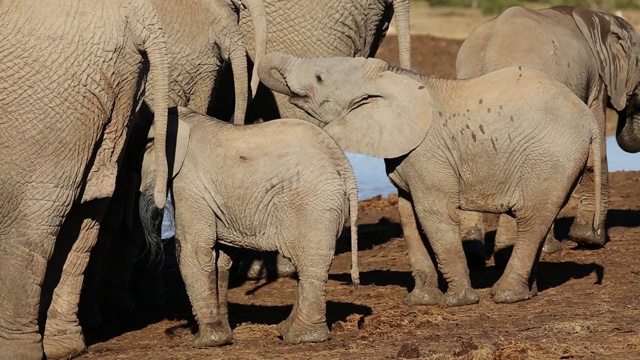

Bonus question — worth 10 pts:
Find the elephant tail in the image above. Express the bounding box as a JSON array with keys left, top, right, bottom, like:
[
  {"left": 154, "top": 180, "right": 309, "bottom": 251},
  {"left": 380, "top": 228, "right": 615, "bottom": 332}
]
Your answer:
[
  {"left": 139, "top": 181, "right": 165, "bottom": 259},
  {"left": 344, "top": 162, "right": 360, "bottom": 288},
  {"left": 590, "top": 119, "right": 603, "bottom": 236}
]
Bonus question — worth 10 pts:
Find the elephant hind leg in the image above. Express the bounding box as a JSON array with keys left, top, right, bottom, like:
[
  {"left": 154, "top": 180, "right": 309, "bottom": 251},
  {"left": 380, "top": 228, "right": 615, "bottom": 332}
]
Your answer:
[
  {"left": 43, "top": 198, "right": 110, "bottom": 360},
  {"left": 491, "top": 204, "right": 561, "bottom": 304},
  {"left": 458, "top": 210, "right": 487, "bottom": 269},
  {"left": 398, "top": 192, "right": 443, "bottom": 307}
]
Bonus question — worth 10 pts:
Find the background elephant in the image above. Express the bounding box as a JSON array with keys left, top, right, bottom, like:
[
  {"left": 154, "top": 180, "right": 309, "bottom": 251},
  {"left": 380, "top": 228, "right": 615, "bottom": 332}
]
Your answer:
[
  {"left": 259, "top": 53, "right": 602, "bottom": 306},
  {"left": 79, "top": 0, "right": 268, "bottom": 325},
  {"left": 138, "top": 107, "right": 359, "bottom": 346},
  {"left": 454, "top": 6, "right": 640, "bottom": 263},
  {"left": 0, "top": 1, "right": 170, "bottom": 359},
  {"left": 214, "top": 0, "right": 411, "bottom": 125}
]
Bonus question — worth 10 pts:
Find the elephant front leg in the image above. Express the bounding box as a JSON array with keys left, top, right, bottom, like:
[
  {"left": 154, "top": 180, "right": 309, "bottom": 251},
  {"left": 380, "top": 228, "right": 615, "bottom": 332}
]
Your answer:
[
  {"left": 569, "top": 105, "right": 609, "bottom": 247},
  {"left": 413, "top": 200, "right": 479, "bottom": 307},
  {"left": 568, "top": 157, "right": 609, "bottom": 247},
  {"left": 398, "top": 193, "right": 443, "bottom": 306},
  {"left": 44, "top": 199, "right": 110, "bottom": 360}
]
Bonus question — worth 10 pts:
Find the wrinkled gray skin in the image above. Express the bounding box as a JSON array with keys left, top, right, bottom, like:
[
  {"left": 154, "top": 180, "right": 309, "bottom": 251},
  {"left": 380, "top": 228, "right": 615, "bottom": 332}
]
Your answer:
[
  {"left": 0, "top": 1, "right": 170, "bottom": 359},
  {"left": 139, "top": 107, "right": 359, "bottom": 346},
  {"left": 216, "top": 0, "right": 411, "bottom": 125},
  {"left": 225, "top": 0, "right": 411, "bottom": 278},
  {"left": 259, "top": 53, "right": 603, "bottom": 307},
  {"left": 455, "top": 6, "right": 640, "bottom": 262},
  {"left": 80, "top": 0, "right": 268, "bottom": 326}
]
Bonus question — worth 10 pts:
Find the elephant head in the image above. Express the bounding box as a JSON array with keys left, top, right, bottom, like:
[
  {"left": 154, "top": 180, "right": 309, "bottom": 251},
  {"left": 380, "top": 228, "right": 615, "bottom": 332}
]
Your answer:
[
  {"left": 572, "top": 7, "right": 640, "bottom": 152},
  {"left": 258, "top": 53, "right": 431, "bottom": 158}
]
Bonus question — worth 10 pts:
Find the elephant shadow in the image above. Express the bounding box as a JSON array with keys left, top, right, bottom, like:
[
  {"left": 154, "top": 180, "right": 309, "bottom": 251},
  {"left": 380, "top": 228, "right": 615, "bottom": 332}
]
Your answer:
[
  {"left": 336, "top": 217, "right": 403, "bottom": 255},
  {"left": 329, "top": 269, "right": 414, "bottom": 291},
  {"left": 161, "top": 300, "right": 372, "bottom": 340}
]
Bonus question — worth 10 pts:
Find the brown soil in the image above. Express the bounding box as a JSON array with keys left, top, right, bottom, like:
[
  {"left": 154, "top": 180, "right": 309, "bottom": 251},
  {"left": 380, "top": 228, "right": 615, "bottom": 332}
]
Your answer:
[{"left": 78, "top": 35, "right": 640, "bottom": 360}]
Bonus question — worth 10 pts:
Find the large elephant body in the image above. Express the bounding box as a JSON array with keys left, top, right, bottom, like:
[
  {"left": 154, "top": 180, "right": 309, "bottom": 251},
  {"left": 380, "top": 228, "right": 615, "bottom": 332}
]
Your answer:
[
  {"left": 138, "top": 107, "right": 359, "bottom": 346},
  {"left": 0, "top": 1, "right": 169, "bottom": 359},
  {"left": 259, "top": 54, "right": 603, "bottom": 307},
  {"left": 220, "top": 0, "right": 411, "bottom": 125},
  {"left": 455, "top": 6, "right": 640, "bottom": 255}
]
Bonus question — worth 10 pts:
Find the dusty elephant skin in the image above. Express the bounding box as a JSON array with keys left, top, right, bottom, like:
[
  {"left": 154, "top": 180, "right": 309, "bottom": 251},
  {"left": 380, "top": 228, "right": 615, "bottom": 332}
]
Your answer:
[
  {"left": 455, "top": 6, "right": 640, "bottom": 260},
  {"left": 215, "top": 0, "right": 411, "bottom": 126},
  {"left": 78, "top": 0, "right": 269, "bottom": 328},
  {"left": 0, "top": 1, "right": 170, "bottom": 359},
  {"left": 259, "top": 53, "right": 603, "bottom": 307},
  {"left": 139, "top": 107, "right": 359, "bottom": 346}
]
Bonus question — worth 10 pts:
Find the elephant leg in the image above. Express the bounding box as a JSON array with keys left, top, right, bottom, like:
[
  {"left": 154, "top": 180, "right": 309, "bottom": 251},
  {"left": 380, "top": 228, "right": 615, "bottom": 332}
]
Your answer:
[
  {"left": 491, "top": 206, "right": 558, "bottom": 304},
  {"left": 277, "top": 228, "right": 333, "bottom": 344},
  {"left": 569, "top": 104, "right": 609, "bottom": 247},
  {"left": 43, "top": 198, "right": 110, "bottom": 360},
  {"left": 493, "top": 214, "right": 561, "bottom": 268},
  {"left": 413, "top": 196, "right": 478, "bottom": 307},
  {"left": 458, "top": 210, "right": 486, "bottom": 268},
  {"left": 568, "top": 157, "right": 609, "bottom": 247},
  {"left": 0, "top": 185, "right": 76, "bottom": 360},
  {"left": 216, "top": 248, "right": 233, "bottom": 336},
  {"left": 174, "top": 204, "right": 231, "bottom": 348},
  {"left": 237, "top": 251, "right": 297, "bottom": 280},
  {"left": 398, "top": 192, "right": 442, "bottom": 306}
]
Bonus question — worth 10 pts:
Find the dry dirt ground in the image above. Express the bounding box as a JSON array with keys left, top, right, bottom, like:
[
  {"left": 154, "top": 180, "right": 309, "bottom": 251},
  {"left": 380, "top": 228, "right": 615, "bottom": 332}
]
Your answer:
[{"left": 77, "top": 34, "right": 640, "bottom": 360}]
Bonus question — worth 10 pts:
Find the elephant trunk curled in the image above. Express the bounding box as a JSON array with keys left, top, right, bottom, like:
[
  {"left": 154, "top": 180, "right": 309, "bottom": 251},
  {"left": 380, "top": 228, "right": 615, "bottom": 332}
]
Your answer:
[{"left": 616, "top": 101, "right": 640, "bottom": 153}]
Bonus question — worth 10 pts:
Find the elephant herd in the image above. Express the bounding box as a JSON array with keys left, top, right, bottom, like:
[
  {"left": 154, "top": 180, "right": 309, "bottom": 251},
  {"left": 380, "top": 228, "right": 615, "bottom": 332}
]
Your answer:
[{"left": 0, "top": 2, "right": 639, "bottom": 360}]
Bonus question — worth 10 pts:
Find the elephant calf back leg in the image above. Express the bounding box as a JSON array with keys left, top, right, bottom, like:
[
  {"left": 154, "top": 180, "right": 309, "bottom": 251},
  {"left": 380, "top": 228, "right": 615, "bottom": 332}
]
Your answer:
[
  {"left": 276, "top": 224, "right": 338, "bottom": 344},
  {"left": 173, "top": 203, "right": 232, "bottom": 348}
]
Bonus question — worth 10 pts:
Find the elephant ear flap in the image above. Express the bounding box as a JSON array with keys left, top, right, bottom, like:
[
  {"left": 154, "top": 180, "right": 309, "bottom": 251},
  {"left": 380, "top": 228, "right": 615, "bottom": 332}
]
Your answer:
[
  {"left": 324, "top": 71, "right": 432, "bottom": 158},
  {"left": 573, "top": 8, "right": 634, "bottom": 111},
  {"left": 140, "top": 113, "right": 191, "bottom": 192}
]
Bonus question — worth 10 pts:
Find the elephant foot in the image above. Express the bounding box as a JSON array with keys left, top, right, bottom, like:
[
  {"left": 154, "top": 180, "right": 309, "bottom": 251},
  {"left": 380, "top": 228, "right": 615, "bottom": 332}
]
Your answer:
[
  {"left": 0, "top": 337, "right": 43, "bottom": 360},
  {"left": 542, "top": 238, "right": 563, "bottom": 254},
  {"left": 568, "top": 222, "right": 605, "bottom": 247},
  {"left": 439, "top": 287, "right": 479, "bottom": 307},
  {"left": 403, "top": 286, "right": 443, "bottom": 306},
  {"left": 43, "top": 327, "right": 86, "bottom": 360},
  {"left": 490, "top": 276, "right": 535, "bottom": 304},
  {"left": 277, "top": 318, "right": 329, "bottom": 344},
  {"left": 193, "top": 321, "right": 233, "bottom": 348},
  {"left": 241, "top": 255, "right": 297, "bottom": 280}
]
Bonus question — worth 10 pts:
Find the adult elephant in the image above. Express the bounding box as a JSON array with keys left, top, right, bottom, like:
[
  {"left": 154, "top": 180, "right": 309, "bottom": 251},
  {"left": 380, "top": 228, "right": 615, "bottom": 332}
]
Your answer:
[
  {"left": 0, "top": 1, "right": 170, "bottom": 359},
  {"left": 454, "top": 6, "right": 640, "bottom": 263},
  {"left": 215, "top": 0, "right": 411, "bottom": 125}
]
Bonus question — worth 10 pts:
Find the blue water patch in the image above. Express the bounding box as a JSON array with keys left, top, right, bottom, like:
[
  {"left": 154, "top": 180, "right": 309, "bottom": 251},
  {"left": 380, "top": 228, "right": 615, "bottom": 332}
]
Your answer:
[
  {"left": 607, "top": 136, "right": 640, "bottom": 172},
  {"left": 345, "top": 137, "right": 639, "bottom": 201}
]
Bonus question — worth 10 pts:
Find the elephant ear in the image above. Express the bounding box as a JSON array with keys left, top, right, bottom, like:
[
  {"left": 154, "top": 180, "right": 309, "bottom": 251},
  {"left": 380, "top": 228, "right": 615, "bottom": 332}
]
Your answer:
[
  {"left": 324, "top": 71, "right": 432, "bottom": 158},
  {"left": 573, "top": 7, "right": 637, "bottom": 111},
  {"left": 140, "top": 114, "right": 191, "bottom": 192}
]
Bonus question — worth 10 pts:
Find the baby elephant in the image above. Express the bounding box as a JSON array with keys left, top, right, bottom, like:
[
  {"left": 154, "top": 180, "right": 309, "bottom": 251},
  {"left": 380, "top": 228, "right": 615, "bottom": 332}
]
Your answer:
[
  {"left": 259, "top": 53, "right": 602, "bottom": 306},
  {"left": 139, "top": 107, "right": 359, "bottom": 346}
]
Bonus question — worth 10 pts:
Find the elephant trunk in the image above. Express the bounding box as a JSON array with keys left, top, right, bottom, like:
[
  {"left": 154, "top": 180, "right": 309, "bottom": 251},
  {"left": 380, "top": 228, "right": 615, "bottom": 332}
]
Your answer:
[
  {"left": 616, "top": 107, "right": 640, "bottom": 153},
  {"left": 243, "top": 0, "right": 268, "bottom": 97},
  {"left": 257, "top": 52, "right": 296, "bottom": 96},
  {"left": 216, "top": 1, "right": 250, "bottom": 124},
  {"left": 133, "top": 0, "right": 170, "bottom": 209},
  {"left": 392, "top": 0, "right": 411, "bottom": 70}
]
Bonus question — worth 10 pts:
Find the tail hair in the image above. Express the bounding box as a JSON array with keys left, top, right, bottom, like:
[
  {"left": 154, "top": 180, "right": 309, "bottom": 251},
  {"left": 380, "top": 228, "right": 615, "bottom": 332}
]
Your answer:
[{"left": 139, "top": 181, "right": 165, "bottom": 259}]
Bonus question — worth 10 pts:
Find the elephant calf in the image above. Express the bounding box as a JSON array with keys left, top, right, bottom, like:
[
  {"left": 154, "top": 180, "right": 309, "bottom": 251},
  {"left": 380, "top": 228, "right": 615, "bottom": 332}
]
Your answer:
[
  {"left": 259, "top": 54, "right": 603, "bottom": 306},
  {"left": 139, "top": 107, "right": 359, "bottom": 346}
]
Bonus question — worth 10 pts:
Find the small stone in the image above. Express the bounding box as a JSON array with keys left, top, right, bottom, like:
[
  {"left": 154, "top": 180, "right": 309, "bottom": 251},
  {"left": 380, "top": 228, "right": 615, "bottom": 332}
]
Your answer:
[{"left": 397, "top": 342, "right": 420, "bottom": 359}]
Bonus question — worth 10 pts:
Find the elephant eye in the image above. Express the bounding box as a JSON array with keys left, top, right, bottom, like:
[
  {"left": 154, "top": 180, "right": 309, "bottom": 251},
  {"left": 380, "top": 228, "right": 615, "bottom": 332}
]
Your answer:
[{"left": 315, "top": 73, "right": 324, "bottom": 83}]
